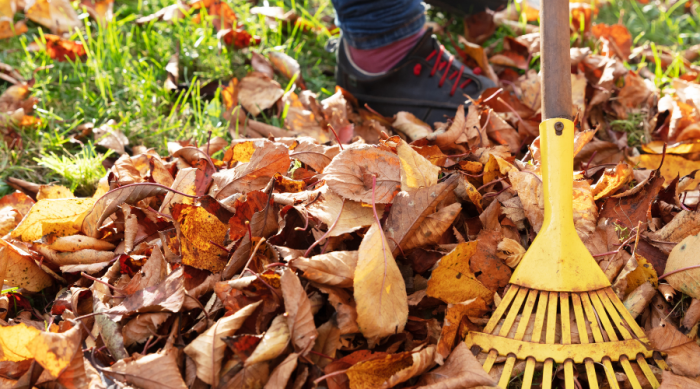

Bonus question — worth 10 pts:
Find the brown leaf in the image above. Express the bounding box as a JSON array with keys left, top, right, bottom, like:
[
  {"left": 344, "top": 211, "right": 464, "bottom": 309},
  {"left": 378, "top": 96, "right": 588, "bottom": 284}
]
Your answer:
[
  {"left": 42, "top": 234, "right": 115, "bottom": 252},
  {"left": 435, "top": 299, "right": 486, "bottom": 365},
  {"left": 94, "top": 121, "right": 129, "bottom": 154},
  {"left": 122, "top": 313, "right": 170, "bottom": 347},
  {"left": 648, "top": 321, "right": 700, "bottom": 377},
  {"left": 123, "top": 248, "right": 167, "bottom": 294},
  {"left": 211, "top": 140, "right": 290, "bottom": 199},
  {"left": 104, "top": 348, "right": 187, "bottom": 389},
  {"left": 311, "top": 317, "right": 341, "bottom": 368},
  {"left": 347, "top": 346, "right": 436, "bottom": 389},
  {"left": 82, "top": 183, "right": 168, "bottom": 238},
  {"left": 354, "top": 223, "right": 408, "bottom": 346},
  {"left": 384, "top": 176, "right": 459, "bottom": 257},
  {"left": 599, "top": 171, "right": 664, "bottom": 228},
  {"left": 324, "top": 146, "right": 401, "bottom": 204},
  {"left": 427, "top": 243, "right": 493, "bottom": 304},
  {"left": 245, "top": 314, "right": 290, "bottom": 366},
  {"left": 222, "top": 361, "right": 269, "bottom": 389},
  {"left": 238, "top": 72, "right": 284, "bottom": 116},
  {"left": 105, "top": 266, "right": 185, "bottom": 321},
  {"left": 281, "top": 268, "right": 318, "bottom": 353},
  {"left": 25, "top": 0, "right": 81, "bottom": 34},
  {"left": 416, "top": 342, "right": 497, "bottom": 388},
  {"left": 184, "top": 301, "right": 261, "bottom": 386},
  {"left": 289, "top": 139, "right": 340, "bottom": 173},
  {"left": 290, "top": 251, "right": 357, "bottom": 287},
  {"left": 264, "top": 353, "right": 298, "bottom": 389},
  {"left": 470, "top": 229, "right": 512, "bottom": 291},
  {"left": 658, "top": 370, "right": 700, "bottom": 389},
  {"left": 270, "top": 51, "right": 306, "bottom": 89},
  {"left": 300, "top": 185, "right": 380, "bottom": 237},
  {"left": 251, "top": 52, "right": 274, "bottom": 78},
  {"left": 0, "top": 191, "right": 35, "bottom": 217},
  {"left": 317, "top": 285, "right": 360, "bottom": 335}
]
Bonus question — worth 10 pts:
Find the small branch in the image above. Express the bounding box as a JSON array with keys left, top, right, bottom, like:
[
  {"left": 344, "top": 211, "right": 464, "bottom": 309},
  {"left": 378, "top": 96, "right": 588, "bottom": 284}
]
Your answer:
[
  {"left": 81, "top": 273, "right": 126, "bottom": 296},
  {"left": 314, "top": 369, "right": 349, "bottom": 385},
  {"left": 477, "top": 177, "right": 507, "bottom": 192},
  {"left": 304, "top": 199, "right": 345, "bottom": 257},
  {"left": 659, "top": 264, "right": 700, "bottom": 280}
]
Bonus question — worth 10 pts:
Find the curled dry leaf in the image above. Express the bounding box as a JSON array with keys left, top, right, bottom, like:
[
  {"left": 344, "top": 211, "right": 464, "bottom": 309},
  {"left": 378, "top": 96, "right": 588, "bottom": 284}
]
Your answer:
[
  {"left": 184, "top": 301, "right": 261, "bottom": 386},
  {"left": 43, "top": 234, "right": 115, "bottom": 252},
  {"left": 427, "top": 243, "right": 493, "bottom": 304},
  {"left": 591, "top": 163, "right": 633, "bottom": 200},
  {"left": 304, "top": 185, "right": 380, "bottom": 238},
  {"left": 0, "top": 322, "right": 41, "bottom": 362},
  {"left": 245, "top": 314, "right": 290, "bottom": 366},
  {"left": 238, "top": 72, "right": 285, "bottom": 116},
  {"left": 289, "top": 139, "right": 340, "bottom": 173},
  {"left": 105, "top": 266, "right": 185, "bottom": 321},
  {"left": 496, "top": 237, "right": 526, "bottom": 268},
  {"left": 269, "top": 51, "right": 306, "bottom": 89},
  {"left": 211, "top": 140, "right": 290, "bottom": 199},
  {"left": 324, "top": 146, "right": 401, "bottom": 204},
  {"left": 26, "top": 324, "right": 81, "bottom": 378},
  {"left": 384, "top": 175, "right": 459, "bottom": 257},
  {"left": 82, "top": 183, "right": 168, "bottom": 238},
  {"left": 25, "top": 0, "right": 81, "bottom": 34},
  {"left": 290, "top": 251, "right": 358, "bottom": 288},
  {"left": 346, "top": 346, "right": 436, "bottom": 389},
  {"left": 354, "top": 223, "right": 408, "bottom": 347},
  {"left": 281, "top": 268, "right": 318, "bottom": 353},
  {"left": 393, "top": 112, "right": 432, "bottom": 141}
]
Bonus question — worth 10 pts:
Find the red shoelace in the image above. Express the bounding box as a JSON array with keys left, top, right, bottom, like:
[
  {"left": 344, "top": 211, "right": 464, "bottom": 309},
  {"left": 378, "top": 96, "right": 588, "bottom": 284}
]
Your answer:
[{"left": 412, "top": 44, "right": 481, "bottom": 96}]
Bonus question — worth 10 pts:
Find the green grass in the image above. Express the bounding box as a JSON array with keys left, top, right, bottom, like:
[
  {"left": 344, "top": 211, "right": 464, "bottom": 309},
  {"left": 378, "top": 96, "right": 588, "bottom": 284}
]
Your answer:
[
  {"left": 0, "top": 0, "right": 336, "bottom": 192},
  {"left": 3, "top": 0, "right": 700, "bottom": 193}
]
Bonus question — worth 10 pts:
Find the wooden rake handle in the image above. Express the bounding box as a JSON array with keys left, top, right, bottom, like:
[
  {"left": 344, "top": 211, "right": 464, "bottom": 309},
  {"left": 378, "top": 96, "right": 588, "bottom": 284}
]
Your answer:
[{"left": 540, "top": 0, "right": 572, "bottom": 120}]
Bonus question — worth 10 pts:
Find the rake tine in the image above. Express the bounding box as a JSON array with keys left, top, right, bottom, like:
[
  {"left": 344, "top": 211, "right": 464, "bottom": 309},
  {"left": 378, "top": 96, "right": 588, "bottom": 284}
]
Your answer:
[
  {"left": 654, "top": 352, "right": 669, "bottom": 371},
  {"left": 541, "top": 292, "right": 558, "bottom": 389},
  {"left": 620, "top": 355, "right": 643, "bottom": 389},
  {"left": 596, "top": 289, "right": 632, "bottom": 340},
  {"left": 484, "top": 285, "right": 520, "bottom": 334},
  {"left": 500, "top": 287, "right": 530, "bottom": 337},
  {"left": 522, "top": 290, "right": 549, "bottom": 389},
  {"left": 482, "top": 286, "right": 521, "bottom": 374},
  {"left": 588, "top": 291, "right": 619, "bottom": 342},
  {"left": 637, "top": 355, "right": 660, "bottom": 388},
  {"left": 497, "top": 355, "right": 516, "bottom": 389},
  {"left": 581, "top": 293, "right": 620, "bottom": 389},
  {"left": 560, "top": 293, "right": 575, "bottom": 389},
  {"left": 604, "top": 288, "right": 647, "bottom": 339},
  {"left": 572, "top": 294, "right": 599, "bottom": 389}
]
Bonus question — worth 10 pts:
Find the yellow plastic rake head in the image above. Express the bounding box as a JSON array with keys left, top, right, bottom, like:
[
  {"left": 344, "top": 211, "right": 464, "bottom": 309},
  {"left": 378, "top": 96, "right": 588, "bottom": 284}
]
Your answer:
[{"left": 464, "top": 120, "right": 668, "bottom": 389}]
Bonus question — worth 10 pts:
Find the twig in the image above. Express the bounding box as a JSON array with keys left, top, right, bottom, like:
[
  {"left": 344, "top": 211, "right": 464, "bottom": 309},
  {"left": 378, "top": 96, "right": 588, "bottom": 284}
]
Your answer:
[
  {"left": 304, "top": 199, "right": 345, "bottom": 257},
  {"left": 81, "top": 273, "right": 126, "bottom": 296},
  {"left": 241, "top": 237, "right": 267, "bottom": 276},
  {"left": 327, "top": 125, "right": 344, "bottom": 150},
  {"left": 314, "top": 369, "right": 349, "bottom": 385},
  {"left": 659, "top": 265, "right": 700, "bottom": 280},
  {"left": 477, "top": 177, "right": 507, "bottom": 192}
]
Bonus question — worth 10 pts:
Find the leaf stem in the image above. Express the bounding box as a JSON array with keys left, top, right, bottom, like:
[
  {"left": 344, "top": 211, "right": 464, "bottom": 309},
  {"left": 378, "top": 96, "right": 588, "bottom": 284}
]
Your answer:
[{"left": 304, "top": 199, "right": 345, "bottom": 257}]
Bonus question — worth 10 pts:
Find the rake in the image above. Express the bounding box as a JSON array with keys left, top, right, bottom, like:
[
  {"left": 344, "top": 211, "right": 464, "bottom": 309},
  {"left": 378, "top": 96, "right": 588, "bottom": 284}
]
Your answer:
[{"left": 463, "top": 1, "right": 668, "bottom": 388}]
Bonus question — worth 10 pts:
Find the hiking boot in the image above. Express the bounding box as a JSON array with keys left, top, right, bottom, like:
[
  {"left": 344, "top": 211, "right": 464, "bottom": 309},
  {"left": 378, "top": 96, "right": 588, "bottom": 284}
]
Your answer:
[
  {"left": 336, "top": 28, "right": 496, "bottom": 125},
  {"left": 425, "top": 0, "right": 508, "bottom": 16}
]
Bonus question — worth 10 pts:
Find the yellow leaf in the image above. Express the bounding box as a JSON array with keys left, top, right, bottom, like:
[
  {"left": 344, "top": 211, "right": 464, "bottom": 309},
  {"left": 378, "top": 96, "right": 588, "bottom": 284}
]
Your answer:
[
  {"left": 636, "top": 154, "right": 700, "bottom": 188},
  {"left": 354, "top": 224, "right": 408, "bottom": 347},
  {"left": 665, "top": 233, "right": 700, "bottom": 299},
  {"left": 2, "top": 246, "right": 53, "bottom": 292},
  {"left": 483, "top": 155, "right": 516, "bottom": 184},
  {"left": 233, "top": 141, "right": 255, "bottom": 163},
  {"left": 427, "top": 242, "right": 493, "bottom": 304},
  {"left": 624, "top": 254, "right": 658, "bottom": 295},
  {"left": 26, "top": 325, "right": 81, "bottom": 378},
  {"left": 396, "top": 140, "right": 440, "bottom": 191},
  {"left": 11, "top": 198, "right": 95, "bottom": 242},
  {"left": 174, "top": 204, "right": 228, "bottom": 272},
  {"left": 0, "top": 322, "right": 41, "bottom": 362},
  {"left": 36, "top": 184, "right": 75, "bottom": 200},
  {"left": 643, "top": 140, "right": 700, "bottom": 155},
  {"left": 591, "top": 163, "right": 632, "bottom": 199}
]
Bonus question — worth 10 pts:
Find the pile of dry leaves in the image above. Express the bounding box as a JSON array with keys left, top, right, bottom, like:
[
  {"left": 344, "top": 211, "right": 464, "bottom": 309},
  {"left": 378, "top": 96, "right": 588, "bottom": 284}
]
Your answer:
[{"left": 5, "top": 2, "right": 700, "bottom": 389}]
